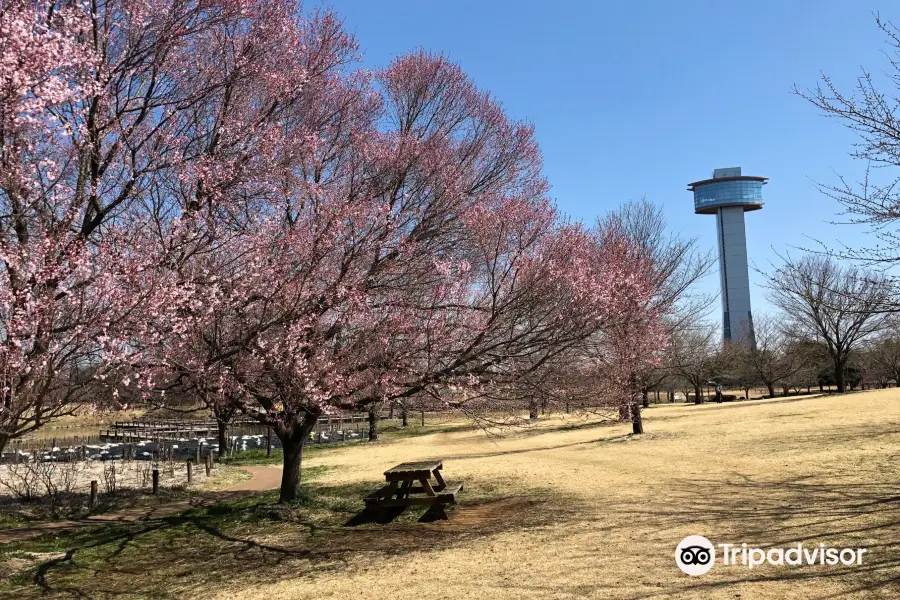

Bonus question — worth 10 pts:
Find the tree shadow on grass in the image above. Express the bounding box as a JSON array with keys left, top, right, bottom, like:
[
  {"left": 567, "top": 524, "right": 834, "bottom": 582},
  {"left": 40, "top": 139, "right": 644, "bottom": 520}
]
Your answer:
[
  {"left": 586, "top": 474, "right": 900, "bottom": 600},
  {"left": 344, "top": 505, "right": 408, "bottom": 526},
  {"left": 344, "top": 503, "right": 451, "bottom": 525},
  {"left": 1, "top": 479, "right": 567, "bottom": 599},
  {"left": 748, "top": 420, "right": 900, "bottom": 452},
  {"left": 428, "top": 429, "right": 659, "bottom": 464}
]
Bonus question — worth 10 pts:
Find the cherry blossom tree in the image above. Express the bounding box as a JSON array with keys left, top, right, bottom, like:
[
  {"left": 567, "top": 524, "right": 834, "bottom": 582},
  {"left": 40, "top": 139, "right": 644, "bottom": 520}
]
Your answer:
[
  {"left": 597, "top": 201, "right": 710, "bottom": 431},
  {"left": 0, "top": 0, "right": 97, "bottom": 451},
  {"left": 567, "top": 221, "right": 669, "bottom": 434},
  {"left": 5, "top": 0, "right": 666, "bottom": 502},
  {"left": 0, "top": 0, "right": 341, "bottom": 453},
  {"left": 111, "top": 45, "right": 662, "bottom": 501},
  {"left": 0, "top": 0, "right": 159, "bottom": 452},
  {"left": 547, "top": 201, "right": 707, "bottom": 433}
]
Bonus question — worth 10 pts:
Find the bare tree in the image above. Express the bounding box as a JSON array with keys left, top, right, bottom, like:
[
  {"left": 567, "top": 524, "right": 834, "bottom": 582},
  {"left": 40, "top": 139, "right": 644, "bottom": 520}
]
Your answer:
[
  {"left": 638, "top": 365, "right": 671, "bottom": 408},
  {"left": 767, "top": 256, "right": 890, "bottom": 392},
  {"left": 795, "top": 16, "right": 900, "bottom": 307},
  {"left": 867, "top": 318, "right": 900, "bottom": 385},
  {"left": 784, "top": 337, "right": 822, "bottom": 394},
  {"left": 737, "top": 315, "right": 810, "bottom": 397},
  {"left": 714, "top": 340, "right": 754, "bottom": 399},
  {"left": 668, "top": 323, "right": 719, "bottom": 404}
]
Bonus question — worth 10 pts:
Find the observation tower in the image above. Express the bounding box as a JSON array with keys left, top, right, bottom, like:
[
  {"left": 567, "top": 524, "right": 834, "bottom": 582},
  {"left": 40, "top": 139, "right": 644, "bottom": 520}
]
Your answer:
[{"left": 687, "top": 167, "right": 767, "bottom": 347}]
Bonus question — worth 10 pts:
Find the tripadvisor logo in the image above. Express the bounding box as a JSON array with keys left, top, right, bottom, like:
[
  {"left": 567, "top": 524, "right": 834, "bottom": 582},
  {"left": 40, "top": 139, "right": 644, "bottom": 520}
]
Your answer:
[
  {"left": 676, "top": 535, "right": 716, "bottom": 576},
  {"left": 675, "top": 536, "right": 868, "bottom": 575}
]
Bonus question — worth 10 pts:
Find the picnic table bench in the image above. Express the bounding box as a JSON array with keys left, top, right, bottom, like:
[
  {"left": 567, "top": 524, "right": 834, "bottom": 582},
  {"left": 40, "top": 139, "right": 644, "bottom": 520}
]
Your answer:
[{"left": 365, "top": 459, "right": 463, "bottom": 509}]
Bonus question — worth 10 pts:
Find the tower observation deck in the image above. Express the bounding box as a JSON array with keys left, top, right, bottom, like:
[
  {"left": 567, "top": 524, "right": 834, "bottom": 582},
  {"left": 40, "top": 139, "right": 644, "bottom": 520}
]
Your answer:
[{"left": 687, "top": 167, "right": 767, "bottom": 347}]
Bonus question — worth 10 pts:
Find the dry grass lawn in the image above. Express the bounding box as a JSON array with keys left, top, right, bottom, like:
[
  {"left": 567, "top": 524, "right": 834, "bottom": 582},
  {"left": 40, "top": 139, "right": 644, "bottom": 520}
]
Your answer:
[
  {"left": 222, "top": 390, "right": 900, "bottom": 600},
  {"left": 2, "top": 391, "right": 897, "bottom": 599}
]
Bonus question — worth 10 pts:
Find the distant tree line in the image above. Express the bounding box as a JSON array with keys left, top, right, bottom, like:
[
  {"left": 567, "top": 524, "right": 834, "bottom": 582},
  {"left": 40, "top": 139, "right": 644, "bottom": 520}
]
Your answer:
[{"left": 635, "top": 254, "right": 900, "bottom": 402}]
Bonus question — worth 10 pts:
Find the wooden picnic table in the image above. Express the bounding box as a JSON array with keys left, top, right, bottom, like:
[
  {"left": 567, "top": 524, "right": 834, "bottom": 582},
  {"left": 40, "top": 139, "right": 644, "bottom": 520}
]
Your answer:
[{"left": 365, "top": 459, "right": 463, "bottom": 508}]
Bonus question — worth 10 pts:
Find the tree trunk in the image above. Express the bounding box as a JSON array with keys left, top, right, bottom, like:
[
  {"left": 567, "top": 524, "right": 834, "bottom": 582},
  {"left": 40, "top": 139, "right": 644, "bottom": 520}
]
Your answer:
[
  {"left": 642, "top": 387, "right": 649, "bottom": 409},
  {"left": 529, "top": 401, "right": 538, "bottom": 420},
  {"left": 694, "top": 384, "right": 702, "bottom": 404},
  {"left": 0, "top": 433, "right": 8, "bottom": 458},
  {"left": 280, "top": 440, "right": 303, "bottom": 503},
  {"left": 632, "top": 402, "right": 643, "bottom": 434},
  {"left": 368, "top": 408, "right": 379, "bottom": 441},
  {"left": 781, "top": 384, "right": 789, "bottom": 396},
  {"left": 217, "top": 420, "right": 229, "bottom": 459},
  {"left": 401, "top": 404, "right": 408, "bottom": 427},
  {"left": 835, "top": 360, "right": 846, "bottom": 393},
  {"left": 276, "top": 414, "right": 318, "bottom": 503},
  {"left": 766, "top": 383, "right": 775, "bottom": 398}
]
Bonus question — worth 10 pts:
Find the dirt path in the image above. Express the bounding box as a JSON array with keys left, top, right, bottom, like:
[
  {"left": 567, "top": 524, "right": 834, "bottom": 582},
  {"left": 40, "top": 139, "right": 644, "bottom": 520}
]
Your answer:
[
  {"left": 0, "top": 465, "right": 281, "bottom": 544},
  {"left": 223, "top": 465, "right": 282, "bottom": 491}
]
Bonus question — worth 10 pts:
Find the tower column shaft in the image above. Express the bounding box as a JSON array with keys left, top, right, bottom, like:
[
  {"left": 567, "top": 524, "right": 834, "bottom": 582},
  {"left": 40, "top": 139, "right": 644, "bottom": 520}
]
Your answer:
[{"left": 715, "top": 205, "right": 753, "bottom": 344}]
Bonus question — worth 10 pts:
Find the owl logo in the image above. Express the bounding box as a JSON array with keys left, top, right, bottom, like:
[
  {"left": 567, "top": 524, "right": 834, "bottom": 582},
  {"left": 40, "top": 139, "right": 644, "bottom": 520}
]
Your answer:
[
  {"left": 676, "top": 536, "right": 716, "bottom": 575},
  {"left": 680, "top": 546, "right": 712, "bottom": 565}
]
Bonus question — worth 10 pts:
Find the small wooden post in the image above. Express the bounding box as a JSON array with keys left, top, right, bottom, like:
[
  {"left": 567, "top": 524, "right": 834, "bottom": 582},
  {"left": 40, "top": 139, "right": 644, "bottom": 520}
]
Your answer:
[
  {"left": 196, "top": 446, "right": 201, "bottom": 464},
  {"left": 152, "top": 469, "right": 159, "bottom": 495},
  {"left": 90, "top": 480, "right": 98, "bottom": 508},
  {"left": 186, "top": 461, "right": 192, "bottom": 484},
  {"left": 266, "top": 427, "right": 272, "bottom": 456},
  {"left": 421, "top": 410, "right": 425, "bottom": 427},
  {"left": 205, "top": 452, "right": 211, "bottom": 476}
]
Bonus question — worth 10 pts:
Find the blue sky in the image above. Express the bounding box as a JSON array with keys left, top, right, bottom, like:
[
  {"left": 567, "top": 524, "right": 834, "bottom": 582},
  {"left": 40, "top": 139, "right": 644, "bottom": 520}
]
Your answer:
[{"left": 332, "top": 0, "right": 896, "bottom": 318}]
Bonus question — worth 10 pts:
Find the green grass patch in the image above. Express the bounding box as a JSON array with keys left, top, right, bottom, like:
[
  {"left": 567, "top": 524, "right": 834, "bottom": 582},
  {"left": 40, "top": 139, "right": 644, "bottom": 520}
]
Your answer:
[
  {"left": 0, "top": 474, "right": 391, "bottom": 598},
  {"left": 219, "top": 442, "right": 362, "bottom": 466},
  {"left": 0, "top": 420, "right": 529, "bottom": 598},
  {"left": 220, "top": 448, "right": 284, "bottom": 466},
  {"left": 0, "top": 465, "right": 524, "bottom": 599}
]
